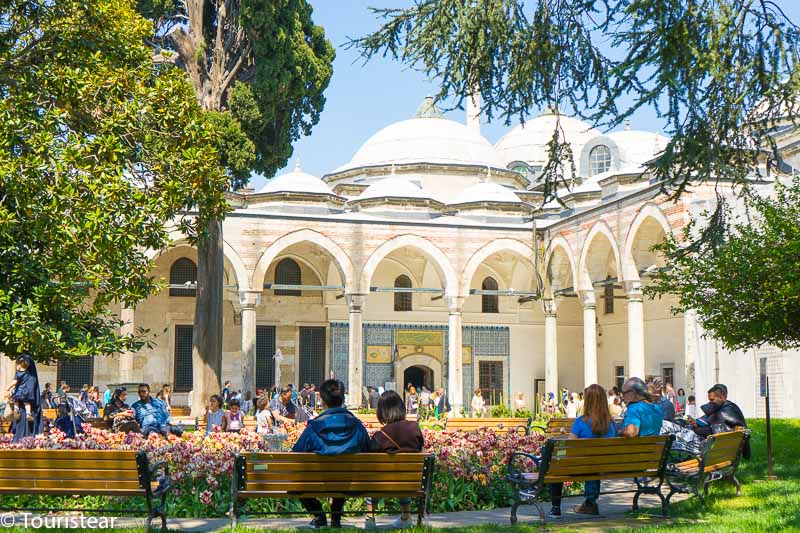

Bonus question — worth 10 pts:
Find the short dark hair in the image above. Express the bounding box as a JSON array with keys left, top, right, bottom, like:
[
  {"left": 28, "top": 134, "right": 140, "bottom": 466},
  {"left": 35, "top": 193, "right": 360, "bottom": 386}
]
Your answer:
[
  {"left": 319, "top": 379, "right": 345, "bottom": 408},
  {"left": 279, "top": 386, "right": 291, "bottom": 395},
  {"left": 708, "top": 384, "right": 728, "bottom": 397},
  {"left": 688, "top": 395, "right": 695, "bottom": 402},
  {"left": 138, "top": 383, "right": 150, "bottom": 391},
  {"left": 210, "top": 394, "right": 222, "bottom": 405},
  {"left": 229, "top": 398, "right": 240, "bottom": 408},
  {"left": 376, "top": 391, "right": 406, "bottom": 425}
]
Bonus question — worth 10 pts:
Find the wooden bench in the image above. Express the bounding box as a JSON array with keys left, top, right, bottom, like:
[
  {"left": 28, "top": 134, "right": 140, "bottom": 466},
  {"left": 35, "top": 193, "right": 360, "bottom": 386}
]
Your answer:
[
  {"left": 507, "top": 435, "right": 674, "bottom": 524},
  {"left": 531, "top": 417, "right": 575, "bottom": 437},
  {"left": 356, "top": 413, "right": 417, "bottom": 426},
  {"left": 170, "top": 406, "right": 191, "bottom": 417},
  {"left": 666, "top": 430, "right": 748, "bottom": 506},
  {"left": 444, "top": 417, "right": 531, "bottom": 435},
  {"left": 0, "top": 449, "right": 169, "bottom": 531},
  {"left": 230, "top": 452, "right": 435, "bottom": 528}
]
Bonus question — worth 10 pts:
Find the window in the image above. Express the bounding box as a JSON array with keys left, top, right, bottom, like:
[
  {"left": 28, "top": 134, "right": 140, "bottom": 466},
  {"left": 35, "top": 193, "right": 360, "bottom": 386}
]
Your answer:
[
  {"left": 274, "top": 258, "right": 301, "bottom": 296},
  {"left": 57, "top": 356, "right": 94, "bottom": 390},
  {"left": 173, "top": 325, "right": 193, "bottom": 392},
  {"left": 256, "top": 325, "right": 276, "bottom": 390},
  {"left": 481, "top": 277, "right": 499, "bottom": 313},
  {"left": 511, "top": 164, "right": 528, "bottom": 176},
  {"left": 604, "top": 283, "right": 614, "bottom": 314},
  {"left": 759, "top": 357, "right": 768, "bottom": 397},
  {"left": 394, "top": 275, "right": 412, "bottom": 312},
  {"left": 615, "top": 365, "right": 625, "bottom": 391},
  {"left": 479, "top": 361, "right": 504, "bottom": 405},
  {"left": 589, "top": 145, "right": 612, "bottom": 175},
  {"left": 169, "top": 258, "right": 197, "bottom": 297},
  {"left": 662, "top": 366, "right": 674, "bottom": 390}
]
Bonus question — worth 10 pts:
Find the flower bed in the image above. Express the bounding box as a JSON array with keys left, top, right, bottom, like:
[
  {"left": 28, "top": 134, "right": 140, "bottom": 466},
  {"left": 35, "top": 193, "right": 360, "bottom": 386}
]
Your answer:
[{"left": 0, "top": 423, "right": 543, "bottom": 517}]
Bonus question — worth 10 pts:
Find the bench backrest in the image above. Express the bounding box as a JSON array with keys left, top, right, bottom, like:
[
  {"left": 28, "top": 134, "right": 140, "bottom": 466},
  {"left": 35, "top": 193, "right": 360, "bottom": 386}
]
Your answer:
[
  {"left": 42, "top": 408, "right": 57, "bottom": 420},
  {"left": 541, "top": 435, "right": 673, "bottom": 484},
  {"left": 171, "top": 406, "right": 191, "bottom": 417},
  {"left": 235, "top": 452, "right": 434, "bottom": 497},
  {"left": 445, "top": 417, "right": 530, "bottom": 434},
  {"left": 0, "top": 449, "right": 145, "bottom": 492},
  {"left": 703, "top": 430, "right": 746, "bottom": 472},
  {"left": 545, "top": 417, "right": 575, "bottom": 435},
  {"left": 356, "top": 413, "right": 417, "bottom": 426}
]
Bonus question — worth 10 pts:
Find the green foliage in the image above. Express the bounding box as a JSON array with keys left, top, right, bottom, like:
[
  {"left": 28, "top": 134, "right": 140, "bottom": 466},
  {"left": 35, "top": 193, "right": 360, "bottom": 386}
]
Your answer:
[
  {"left": 649, "top": 178, "right": 800, "bottom": 351},
  {"left": 351, "top": 0, "right": 800, "bottom": 205},
  {"left": 490, "top": 403, "right": 512, "bottom": 418},
  {"left": 0, "top": 0, "right": 228, "bottom": 362}
]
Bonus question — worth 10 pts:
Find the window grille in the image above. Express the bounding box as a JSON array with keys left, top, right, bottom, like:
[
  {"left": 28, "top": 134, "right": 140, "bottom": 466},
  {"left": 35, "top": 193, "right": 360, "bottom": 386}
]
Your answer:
[
  {"left": 589, "top": 145, "right": 612, "bottom": 175},
  {"left": 274, "top": 258, "right": 301, "bottom": 296},
  {"left": 481, "top": 277, "right": 499, "bottom": 313},
  {"left": 173, "top": 325, "right": 193, "bottom": 392},
  {"left": 169, "top": 258, "right": 197, "bottom": 297},
  {"left": 394, "top": 275, "right": 412, "bottom": 311}
]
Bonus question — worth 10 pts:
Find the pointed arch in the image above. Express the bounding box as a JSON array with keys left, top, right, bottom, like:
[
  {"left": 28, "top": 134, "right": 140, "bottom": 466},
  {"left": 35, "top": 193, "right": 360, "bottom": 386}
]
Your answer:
[
  {"left": 251, "top": 229, "right": 355, "bottom": 292},
  {"left": 459, "top": 238, "right": 536, "bottom": 298},
  {"left": 147, "top": 238, "right": 249, "bottom": 291},
  {"left": 578, "top": 220, "right": 623, "bottom": 291},
  {"left": 622, "top": 203, "right": 673, "bottom": 280},
  {"left": 544, "top": 236, "right": 578, "bottom": 297}
]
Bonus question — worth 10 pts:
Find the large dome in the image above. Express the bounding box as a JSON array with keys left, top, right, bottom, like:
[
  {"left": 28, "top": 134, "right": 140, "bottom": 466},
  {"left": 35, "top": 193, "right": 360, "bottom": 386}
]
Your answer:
[
  {"left": 258, "top": 161, "right": 333, "bottom": 195},
  {"left": 335, "top": 98, "right": 505, "bottom": 172},
  {"left": 354, "top": 177, "right": 440, "bottom": 203},
  {"left": 451, "top": 182, "right": 523, "bottom": 206},
  {"left": 495, "top": 110, "right": 601, "bottom": 167}
]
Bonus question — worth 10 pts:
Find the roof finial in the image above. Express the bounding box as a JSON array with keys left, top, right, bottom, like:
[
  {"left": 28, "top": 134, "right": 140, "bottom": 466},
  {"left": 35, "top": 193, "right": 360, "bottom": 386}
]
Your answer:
[
  {"left": 480, "top": 166, "right": 490, "bottom": 183},
  {"left": 294, "top": 157, "right": 302, "bottom": 172},
  {"left": 391, "top": 163, "right": 396, "bottom": 176},
  {"left": 624, "top": 119, "right": 632, "bottom": 131},
  {"left": 415, "top": 96, "right": 444, "bottom": 119}
]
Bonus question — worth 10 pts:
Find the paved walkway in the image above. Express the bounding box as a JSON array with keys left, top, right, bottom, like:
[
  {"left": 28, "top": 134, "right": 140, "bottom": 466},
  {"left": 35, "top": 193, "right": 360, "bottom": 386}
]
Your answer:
[{"left": 10, "top": 481, "right": 684, "bottom": 531}]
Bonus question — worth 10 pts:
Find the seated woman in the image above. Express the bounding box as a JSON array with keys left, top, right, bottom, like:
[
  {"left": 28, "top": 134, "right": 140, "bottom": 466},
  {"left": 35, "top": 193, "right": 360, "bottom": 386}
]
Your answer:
[
  {"left": 549, "top": 384, "right": 616, "bottom": 518},
  {"left": 222, "top": 398, "right": 244, "bottom": 433},
  {"left": 367, "top": 390, "right": 425, "bottom": 529},
  {"left": 205, "top": 394, "right": 225, "bottom": 435},
  {"left": 103, "top": 387, "right": 139, "bottom": 433}
]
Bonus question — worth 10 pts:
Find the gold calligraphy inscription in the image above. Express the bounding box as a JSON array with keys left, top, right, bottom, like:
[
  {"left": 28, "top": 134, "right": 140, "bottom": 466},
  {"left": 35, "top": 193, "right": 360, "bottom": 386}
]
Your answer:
[{"left": 366, "top": 345, "right": 392, "bottom": 364}]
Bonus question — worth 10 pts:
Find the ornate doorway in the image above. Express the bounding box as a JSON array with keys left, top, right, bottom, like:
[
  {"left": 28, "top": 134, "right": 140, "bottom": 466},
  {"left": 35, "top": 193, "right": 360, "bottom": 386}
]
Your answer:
[{"left": 403, "top": 365, "right": 434, "bottom": 392}]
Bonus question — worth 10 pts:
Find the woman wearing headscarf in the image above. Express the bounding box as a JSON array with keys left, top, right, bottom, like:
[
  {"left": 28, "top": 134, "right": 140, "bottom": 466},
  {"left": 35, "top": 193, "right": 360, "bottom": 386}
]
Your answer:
[
  {"left": 5, "top": 355, "right": 43, "bottom": 441},
  {"left": 103, "top": 388, "right": 140, "bottom": 433}
]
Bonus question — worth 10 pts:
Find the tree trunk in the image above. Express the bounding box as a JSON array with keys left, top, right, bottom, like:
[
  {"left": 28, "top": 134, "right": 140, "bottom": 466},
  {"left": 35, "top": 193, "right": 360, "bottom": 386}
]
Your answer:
[{"left": 191, "top": 217, "right": 224, "bottom": 418}]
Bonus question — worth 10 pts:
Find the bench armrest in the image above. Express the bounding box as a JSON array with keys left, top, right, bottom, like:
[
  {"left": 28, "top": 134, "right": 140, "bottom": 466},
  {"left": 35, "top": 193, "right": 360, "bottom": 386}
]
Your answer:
[{"left": 507, "top": 451, "right": 541, "bottom": 484}]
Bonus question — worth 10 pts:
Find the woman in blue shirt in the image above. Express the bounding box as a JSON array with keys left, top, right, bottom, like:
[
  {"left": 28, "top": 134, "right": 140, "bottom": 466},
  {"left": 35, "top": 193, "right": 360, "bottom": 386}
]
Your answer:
[{"left": 549, "top": 384, "right": 615, "bottom": 518}]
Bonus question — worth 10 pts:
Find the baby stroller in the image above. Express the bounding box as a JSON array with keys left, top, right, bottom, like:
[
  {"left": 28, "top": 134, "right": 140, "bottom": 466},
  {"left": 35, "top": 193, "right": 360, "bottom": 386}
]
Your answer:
[{"left": 55, "top": 394, "right": 91, "bottom": 435}]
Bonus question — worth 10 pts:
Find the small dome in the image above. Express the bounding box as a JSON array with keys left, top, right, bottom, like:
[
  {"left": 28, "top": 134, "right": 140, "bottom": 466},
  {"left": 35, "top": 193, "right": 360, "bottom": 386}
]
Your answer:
[
  {"left": 605, "top": 130, "right": 668, "bottom": 171},
  {"left": 258, "top": 160, "right": 333, "bottom": 195},
  {"left": 495, "top": 110, "right": 601, "bottom": 167},
  {"left": 452, "top": 182, "right": 523, "bottom": 205},
  {"left": 335, "top": 98, "right": 505, "bottom": 172},
  {"left": 355, "top": 177, "right": 439, "bottom": 202}
]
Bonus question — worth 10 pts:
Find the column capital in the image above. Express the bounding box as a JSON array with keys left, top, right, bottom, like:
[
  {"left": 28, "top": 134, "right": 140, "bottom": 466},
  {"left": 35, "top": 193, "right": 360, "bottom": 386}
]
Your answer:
[
  {"left": 578, "top": 290, "right": 596, "bottom": 309},
  {"left": 624, "top": 280, "right": 644, "bottom": 300},
  {"left": 447, "top": 295, "right": 465, "bottom": 314},
  {"left": 345, "top": 293, "right": 366, "bottom": 312},
  {"left": 543, "top": 298, "right": 558, "bottom": 317},
  {"left": 237, "top": 290, "right": 262, "bottom": 309}
]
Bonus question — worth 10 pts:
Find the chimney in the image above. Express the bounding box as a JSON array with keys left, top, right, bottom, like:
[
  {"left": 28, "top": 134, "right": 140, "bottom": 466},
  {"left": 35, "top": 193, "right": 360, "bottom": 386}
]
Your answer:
[{"left": 467, "top": 91, "right": 481, "bottom": 134}]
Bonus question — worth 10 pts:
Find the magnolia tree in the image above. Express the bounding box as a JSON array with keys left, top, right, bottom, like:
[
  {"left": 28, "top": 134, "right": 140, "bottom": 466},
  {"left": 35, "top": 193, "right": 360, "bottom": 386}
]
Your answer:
[{"left": 0, "top": 0, "right": 228, "bottom": 363}]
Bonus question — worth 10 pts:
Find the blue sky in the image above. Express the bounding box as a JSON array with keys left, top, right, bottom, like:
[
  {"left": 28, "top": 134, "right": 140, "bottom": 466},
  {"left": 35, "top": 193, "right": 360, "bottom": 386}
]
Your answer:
[{"left": 250, "top": 1, "right": 800, "bottom": 190}]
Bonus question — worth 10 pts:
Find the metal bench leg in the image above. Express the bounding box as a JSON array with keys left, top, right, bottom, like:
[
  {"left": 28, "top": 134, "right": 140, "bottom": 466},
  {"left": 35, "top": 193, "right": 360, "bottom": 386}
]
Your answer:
[
  {"left": 417, "top": 496, "right": 425, "bottom": 526},
  {"left": 730, "top": 475, "right": 742, "bottom": 496}
]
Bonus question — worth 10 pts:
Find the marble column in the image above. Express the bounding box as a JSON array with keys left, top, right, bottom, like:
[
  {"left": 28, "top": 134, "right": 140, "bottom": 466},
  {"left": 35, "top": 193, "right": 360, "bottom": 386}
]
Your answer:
[
  {"left": 447, "top": 296, "right": 464, "bottom": 416},
  {"left": 625, "top": 281, "right": 646, "bottom": 380},
  {"left": 345, "top": 294, "right": 365, "bottom": 408},
  {"left": 239, "top": 291, "right": 261, "bottom": 397},
  {"left": 543, "top": 299, "right": 558, "bottom": 396},
  {"left": 580, "top": 291, "right": 598, "bottom": 386},
  {"left": 119, "top": 307, "right": 135, "bottom": 383}
]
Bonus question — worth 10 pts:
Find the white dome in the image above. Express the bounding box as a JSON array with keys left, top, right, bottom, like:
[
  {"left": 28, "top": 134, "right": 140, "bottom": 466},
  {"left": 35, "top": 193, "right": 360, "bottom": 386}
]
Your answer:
[
  {"left": 495, "top": 111, "right": 601, "bottom": 167},
  {"left": 452, "top": 182, "right": 523, "bottom": 205},
  {"left": 355, "top": 177, "right": 439, "bottom": 202},
  {"left": 605, "top": 130, "right": 669, "bottom": 171},
  {"left": 258, "top": 162, "right": 333, "bottom": 195},
  {"left": 336, "top": 109, "right": 504, "bottom": 172}
]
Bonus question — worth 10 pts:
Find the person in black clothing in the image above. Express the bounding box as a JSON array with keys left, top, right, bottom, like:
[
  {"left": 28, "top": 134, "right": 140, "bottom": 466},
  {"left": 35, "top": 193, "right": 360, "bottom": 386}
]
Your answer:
[{"left": 691, "top": 383, "right": 750, "bottom": 458}]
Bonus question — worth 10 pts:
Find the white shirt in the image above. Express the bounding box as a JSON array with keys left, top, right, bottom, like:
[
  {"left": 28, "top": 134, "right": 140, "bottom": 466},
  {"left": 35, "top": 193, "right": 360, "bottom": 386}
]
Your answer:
[
  {"left": 256, "top": 409, "right": 272, "bottom": 434},
  {"left": 685, "top": 403, "right": 698, "bottom": 419},
  {"left": 566, "top": 401, "right": 578, "bottom": 418}
]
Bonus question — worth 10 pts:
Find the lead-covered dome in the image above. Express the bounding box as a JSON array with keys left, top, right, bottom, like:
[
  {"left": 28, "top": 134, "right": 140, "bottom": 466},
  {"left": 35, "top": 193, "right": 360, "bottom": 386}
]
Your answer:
[
  {"left": 258, "top": 160, "right": 334, "bottom": 195},
  {"left": 335, "top": 97, "right": 505, "bottom": 172},
  {"left": 495, "top": 110, "right": 601, "bottom": 168},
  {"left": 451, "top": 182, "right": 523, "bottom": 206},
  {"left": 354, "top": 176, "right": 439, "bottom": 203}
]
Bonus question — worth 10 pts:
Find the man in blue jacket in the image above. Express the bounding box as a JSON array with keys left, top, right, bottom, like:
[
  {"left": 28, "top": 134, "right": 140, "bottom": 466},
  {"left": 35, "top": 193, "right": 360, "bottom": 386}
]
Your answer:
[{"left": 293, "top": 378, "right": 369, "bottom": 528}]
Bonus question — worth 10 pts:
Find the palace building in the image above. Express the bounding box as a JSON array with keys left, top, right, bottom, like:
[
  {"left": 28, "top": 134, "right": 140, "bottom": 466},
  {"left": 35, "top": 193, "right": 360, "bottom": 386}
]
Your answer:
[{"left": 28, "top": 97, "right": 800, "bottom": 418}]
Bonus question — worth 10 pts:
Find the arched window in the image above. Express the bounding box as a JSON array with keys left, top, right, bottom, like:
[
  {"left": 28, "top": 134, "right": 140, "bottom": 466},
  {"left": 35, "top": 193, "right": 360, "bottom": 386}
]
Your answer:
[
  {"left": 394, "top": 275, "right": 412, "bottom": 312},
  {"left": 169, "top": 258, "right": 197, "bottom": 297},
  {"left": 589, "top": 145, "right": 612, "bottom": 175},
  {"left": 274, "top": 258, "right": 301, "bottom": 296},
  {"left": 482, "top": 277, "right": 499, "bottom": 313}
]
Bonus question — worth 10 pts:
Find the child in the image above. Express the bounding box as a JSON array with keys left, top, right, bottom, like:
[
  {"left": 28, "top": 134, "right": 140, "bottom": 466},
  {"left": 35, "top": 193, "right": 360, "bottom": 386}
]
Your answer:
[
  {"left": 6, "top": 355, "right": 42, "bottom": 441},
  {"left": 204, "top": 394, "right": 224, "bottom": 435},
  {"left": 53, "top": 402, "right": 77, "bottom": 438},
  {"left": 684, "top": 395, "right": 698, "bottom": 419},
  {"left": 255, "top": 396, "right": 273, "bottom": 434},
  {"left": 222, "top": 398, "right": 243, "bottom": 433}
]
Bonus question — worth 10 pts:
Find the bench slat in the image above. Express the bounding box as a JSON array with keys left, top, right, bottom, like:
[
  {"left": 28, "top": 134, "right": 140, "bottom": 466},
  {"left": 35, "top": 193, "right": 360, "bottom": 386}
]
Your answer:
[
  {"left": 0, "top": 479, "right": 143, "bottom": 490},
  {"left": 0, "top": 459, "right": 138, "bottom": 470},
  {"left": 0, "top": 450, "right": 137, "bottom": 460},
  {"left": 247, "top": 462, "right": 424, "bottom": 473},
  {"left": 247, "top": 472, "right": 423, "bottom": 482},
  {"left": 247, "top": 453, "right": 425, "bottom": 463},
  {"left": 548, "top": 461, "right": 664, "bottom": 476},
  {"left": 0, "top": 488, "right": 145, "bottom": 496},
  {"left": 551, "top": 452, "right": 664, "bottom": 467},
  {"left": 244, "top": 482, "right": 423, "bottom": 492},
  {"left": 239, "top": 490, "right": 424, "bottom": 499},
  {"left": 553, "top": 435, "right": 666, "bottom": 447},
  {"left": 544, "top": 471, "right": 658, "bottom": 483},
  {"left": 0, "top": 468, "right": 139, "bottom": 480}
]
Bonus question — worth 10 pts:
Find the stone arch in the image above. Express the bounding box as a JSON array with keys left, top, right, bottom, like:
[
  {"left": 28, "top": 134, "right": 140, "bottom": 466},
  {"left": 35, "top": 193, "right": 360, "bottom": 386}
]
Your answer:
[
  {"left": 397, "top": 354, "right": 443, "bottom": 391},
  {"left": 251, "top": 229, "right": 356, "bottom": 293},
  {"left": 360, "top": 234, "right": 458, "bottom": 297},
  {"left": 544, "top": 236, "right": 578, "bottom": 297},
  {"left": 148, "top": 238, "right": 249, "bottom": 291},
  {"left": 459, "top": 238, "right": 536, "bottom": 298},
  {"left": 622, "top": 203, "right": 673, "bottom": 280},
  {"left": 578, "top": 221, "right": 623, "bottom": 291}
]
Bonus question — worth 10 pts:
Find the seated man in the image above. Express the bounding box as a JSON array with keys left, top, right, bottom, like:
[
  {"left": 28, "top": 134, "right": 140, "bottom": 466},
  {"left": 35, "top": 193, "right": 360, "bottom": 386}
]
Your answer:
[
  {"left": 647, "top": 377, "right": 675, "bottom": 422},
  {"left": 270, "top": 386, "right": 295, "bottom": 426},
  {"left": 691, "top": 383, "right": 750, "bottom": 458},
  {"left": 132, "top": 384, "right": 183, "bottom": 438},
  {"left": 292, "top": 379, "right": 370, "bottom": 529},
  {"left": 619, "top": 377, "right": 663, "bottom": 437}
]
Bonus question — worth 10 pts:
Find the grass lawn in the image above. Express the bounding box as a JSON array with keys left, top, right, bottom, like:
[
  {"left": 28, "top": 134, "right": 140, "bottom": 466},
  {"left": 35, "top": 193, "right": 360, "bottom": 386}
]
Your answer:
[{"left": 3, "top": 419, "right": 796, "bottom": 532}]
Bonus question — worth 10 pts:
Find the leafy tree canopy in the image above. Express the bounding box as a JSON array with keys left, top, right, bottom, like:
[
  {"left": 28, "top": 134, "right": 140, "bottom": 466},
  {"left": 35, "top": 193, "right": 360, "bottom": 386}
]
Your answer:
[
  {"left": 352, "top": 0, "right": 800, "bottom": 204},
  {"left": 649, "top": 178, "right": 800, "bottom": 351},
  {"left": 0, "top": 0, "right": 228, "bottom": 362}
]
